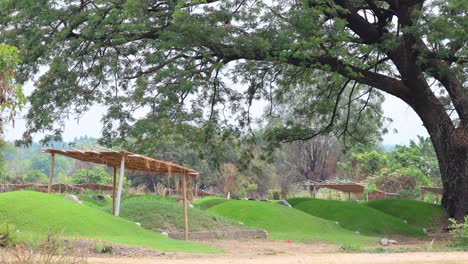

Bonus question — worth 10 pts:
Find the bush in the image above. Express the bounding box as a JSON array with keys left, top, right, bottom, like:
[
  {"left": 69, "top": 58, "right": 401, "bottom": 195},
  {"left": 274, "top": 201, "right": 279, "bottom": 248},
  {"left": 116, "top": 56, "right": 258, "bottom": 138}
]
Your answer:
[
  {"left": 0, "top": 222, "right": 17, "bottom": 247},
  {"left": 449, "top": 216, "right": 468, "bottom": 250},
  {"left": 246, "top": 183, "right": 258, "bottom": 197},
  {"left": 268, "top": 189, "right": 281, "bottom": 200},
  {"left": 1, "top": 229, "right": 87, "bottom": 264},
  {"left": 94, "top": 243, "right": 114, "bottom": 254},
  {"left": 399, "top": 188, "right": 420, "bottom": 199},
  {"left": 23, "top": 170, "right": 48, "bottom": 184}
]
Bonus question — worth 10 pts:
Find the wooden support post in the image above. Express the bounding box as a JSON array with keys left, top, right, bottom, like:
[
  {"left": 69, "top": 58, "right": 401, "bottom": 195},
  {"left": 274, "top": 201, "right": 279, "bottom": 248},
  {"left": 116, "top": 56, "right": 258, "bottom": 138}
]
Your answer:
[
  {"left": 348, "top": 192, "right": 351, "bottom": 201},
  {"left": 182, "top": 174, "right": 189, "bottom": 241},
  {"left": 115, "top": 156, "right": 125, "bottom": 216},
  {"left": 48, "top": 153, "right": 55, "bottom": 193},
  {"left": 112, "top": 167, "right": 117, "bottom": 215}
]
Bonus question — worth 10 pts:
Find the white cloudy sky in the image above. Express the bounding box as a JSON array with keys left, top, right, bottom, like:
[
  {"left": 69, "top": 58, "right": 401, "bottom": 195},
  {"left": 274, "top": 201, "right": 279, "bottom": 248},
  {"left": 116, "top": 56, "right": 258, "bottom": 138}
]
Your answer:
[{"left": 4, "top": 82, "right": 428, "bottom": 145}]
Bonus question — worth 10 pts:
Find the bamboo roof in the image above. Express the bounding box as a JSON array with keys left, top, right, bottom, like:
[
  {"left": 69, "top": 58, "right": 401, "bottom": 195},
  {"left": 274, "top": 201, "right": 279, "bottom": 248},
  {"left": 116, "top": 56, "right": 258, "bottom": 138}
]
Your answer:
[
  {"left": 317, "top": 183, "right": 385, "bottom": 194},
  {"left": 42, "top": 148, "right": 199, "bottom": 177},
  {"left": 304, "top": 181, "right": 389, "bottom": 195},
  {"left": 421, "top": 186, "right": 443, "bottom": 195}
]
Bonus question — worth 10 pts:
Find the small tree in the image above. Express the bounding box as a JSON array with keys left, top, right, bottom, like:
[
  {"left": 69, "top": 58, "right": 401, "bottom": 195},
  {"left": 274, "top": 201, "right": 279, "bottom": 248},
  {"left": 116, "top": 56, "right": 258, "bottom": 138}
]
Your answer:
[
  {"left": 72, "top": 166, "right": 111, "bottom": 184},
  {"left": 352, "top": 151, "right": 387, "bottom": 178}
]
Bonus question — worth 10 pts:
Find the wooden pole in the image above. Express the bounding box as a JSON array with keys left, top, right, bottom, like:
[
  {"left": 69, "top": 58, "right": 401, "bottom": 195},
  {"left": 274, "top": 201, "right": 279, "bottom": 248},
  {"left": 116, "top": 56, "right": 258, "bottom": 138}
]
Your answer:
[
  {"left": 115, "top": 156, "right": 125, "bottom": 216},
  {"left": 48, "top": 153, "right": 55, "bottom": 193},
  {"left": 182, "top": 174, "right": 189, "bottom": 241},
  {"left": 112, "top": 167, "right": 117, "bottom": 215}
]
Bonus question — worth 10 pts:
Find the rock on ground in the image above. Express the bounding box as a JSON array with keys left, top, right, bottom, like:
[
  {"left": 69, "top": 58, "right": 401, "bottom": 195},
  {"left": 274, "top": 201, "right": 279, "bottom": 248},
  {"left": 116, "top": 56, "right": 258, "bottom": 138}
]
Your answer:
[
  {"left": 64, "top": 194, "right": 82, "bottom": 204},
  {"left": 277, "top": 200, "right": 292, "bottom": 208},
  {"left": 380, "top": 238, "right": 398, "bottom": 246}
]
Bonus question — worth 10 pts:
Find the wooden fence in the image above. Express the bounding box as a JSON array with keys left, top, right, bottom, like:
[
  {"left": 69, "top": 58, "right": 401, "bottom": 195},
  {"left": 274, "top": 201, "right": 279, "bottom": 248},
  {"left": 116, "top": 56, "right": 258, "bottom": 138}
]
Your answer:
[{"left": 1, "top": 183, "right": 113, "bottom": 194}]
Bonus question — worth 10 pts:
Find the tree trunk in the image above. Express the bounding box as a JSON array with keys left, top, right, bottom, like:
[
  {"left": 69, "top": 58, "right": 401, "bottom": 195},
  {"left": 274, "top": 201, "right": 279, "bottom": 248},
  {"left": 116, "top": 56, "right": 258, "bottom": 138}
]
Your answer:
[
  {"left": 406, "top": 83, "right": 468, "bottom": 219},
  {"left": 421, "top": 114, "right": 468, "bottom": 220},
  {"left": 397, "top": 66, "right": 468, "bottom": 219},
  {"left": 439, "top": 139, "right": 468, "bottom": 219},
  {"left": 421, "top": 123, "right": 468, "bottom": 220}
]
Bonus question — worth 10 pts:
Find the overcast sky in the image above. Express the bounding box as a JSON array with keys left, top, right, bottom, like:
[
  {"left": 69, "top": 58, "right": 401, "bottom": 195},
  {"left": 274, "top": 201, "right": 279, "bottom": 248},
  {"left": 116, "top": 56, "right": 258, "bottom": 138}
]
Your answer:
[{"left": 4, "top": 82, "right": 429, "bottom": 145}]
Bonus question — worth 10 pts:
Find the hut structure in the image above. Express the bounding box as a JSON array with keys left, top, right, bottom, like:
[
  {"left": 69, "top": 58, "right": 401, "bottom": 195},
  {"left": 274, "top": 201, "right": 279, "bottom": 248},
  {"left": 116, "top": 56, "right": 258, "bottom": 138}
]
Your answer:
[
  {"left": 42, "top": 147, "right": 198, "bottom": 240},
  {"left": 302, "top": 180, "right": 399, "bottom": 201},
  {"left": 420, "top": 186, "right": 443, "bottom": 195}
]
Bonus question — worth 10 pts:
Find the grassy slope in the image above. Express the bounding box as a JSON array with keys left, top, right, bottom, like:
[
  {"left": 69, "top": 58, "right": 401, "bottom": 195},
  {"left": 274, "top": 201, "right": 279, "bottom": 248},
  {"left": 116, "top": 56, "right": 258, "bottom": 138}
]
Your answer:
[
  {"left": 0, "top": 191, "right": 217, "bottom": 253},
  {"left": 366, "top": 199, "right": 446, "bottom": 228},
  {"left": 193, "top": 197, "right": 230, "bottom": 210},
  {"left": 75, "top": 194, "right": 112, "bottom": 208},
  {"left": 104, "top": 197, "right": 244, "bottom": 233},
  {"left": 207, "top": 200, "right": 377, "bottom": 245},
  {"left": 292, "top": 199, "right": 425, "bottom": 236},
  {"left": 287, "top": 197, "right": 314, "bottom": 207}
]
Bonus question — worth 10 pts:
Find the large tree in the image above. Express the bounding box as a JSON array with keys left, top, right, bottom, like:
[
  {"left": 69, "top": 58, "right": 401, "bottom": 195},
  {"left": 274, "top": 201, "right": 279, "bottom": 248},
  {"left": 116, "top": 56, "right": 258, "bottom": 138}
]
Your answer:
[{"left": 0, "top": 0, "right": 466, "bottom": 218}]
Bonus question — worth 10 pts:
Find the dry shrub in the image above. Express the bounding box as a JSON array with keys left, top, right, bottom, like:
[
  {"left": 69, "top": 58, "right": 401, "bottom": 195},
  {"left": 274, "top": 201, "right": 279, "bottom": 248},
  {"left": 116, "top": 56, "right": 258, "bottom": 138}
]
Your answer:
[
  {"left": 0, "top": 230, "right": 87, "bottom": 264},
  {"left": 0, "top": 222, "right": 17, "bottom": 248}
]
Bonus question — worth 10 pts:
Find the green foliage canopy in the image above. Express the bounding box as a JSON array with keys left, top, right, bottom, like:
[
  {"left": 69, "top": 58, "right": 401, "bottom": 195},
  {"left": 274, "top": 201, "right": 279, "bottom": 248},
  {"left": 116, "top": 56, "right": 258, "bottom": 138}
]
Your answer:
[
  {"left": 0, "top": 43, "right": 24, "bottom": 134},
  {"left": 1, "top": 0, "right": 466, "bottom": 217},
  {"left": 0, "top": 0, "right": 391, "bottom": 147}
]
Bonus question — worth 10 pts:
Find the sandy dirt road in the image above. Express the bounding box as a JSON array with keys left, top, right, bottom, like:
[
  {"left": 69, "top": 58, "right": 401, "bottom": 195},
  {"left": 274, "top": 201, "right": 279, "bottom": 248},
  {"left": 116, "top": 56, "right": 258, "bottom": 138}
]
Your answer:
[
  {"left": 86, "top": 239, "right": 468, "bottom": 264},
  {"left": 2, "top": 239, "right": 467, "bottom": 264},
  {"left": 88, "top": 252, "right": 468, "bottom": 264}
]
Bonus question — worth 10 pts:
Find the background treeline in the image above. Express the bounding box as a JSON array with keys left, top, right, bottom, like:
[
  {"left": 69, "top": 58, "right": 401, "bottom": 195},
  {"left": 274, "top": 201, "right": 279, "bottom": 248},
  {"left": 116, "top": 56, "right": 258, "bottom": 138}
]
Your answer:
[{"left": 1, "top": 132, "right": 440, "bottom": 201}]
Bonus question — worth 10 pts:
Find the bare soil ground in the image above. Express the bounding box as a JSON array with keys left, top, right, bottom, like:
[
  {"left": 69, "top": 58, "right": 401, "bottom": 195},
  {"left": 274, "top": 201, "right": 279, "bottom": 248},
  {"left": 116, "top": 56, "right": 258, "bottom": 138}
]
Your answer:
[
  {"left": 88, "top": 238, "right": 467, "bottom": 264},
  {"left": 2, "top": 237, "right": 467, "bottom": 264},
  {"left": 88, "top": 252, "right": 468, "bottom": 264}
]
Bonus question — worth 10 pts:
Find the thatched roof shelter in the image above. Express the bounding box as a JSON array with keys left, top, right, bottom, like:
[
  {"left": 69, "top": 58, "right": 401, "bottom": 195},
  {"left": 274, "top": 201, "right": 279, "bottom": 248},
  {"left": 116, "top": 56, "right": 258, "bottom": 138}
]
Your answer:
[
  {"left": 302, "top": 181, "right": 399, "bottom": 200},
  {"left": 42, "top": 148, "right": 199, "bottom": 176},
  {"left": 42, "top": 147, "right": 197, "bottom": 240},
  {"left": 421, "top": 186, "right": 443, "bottom": 195}
]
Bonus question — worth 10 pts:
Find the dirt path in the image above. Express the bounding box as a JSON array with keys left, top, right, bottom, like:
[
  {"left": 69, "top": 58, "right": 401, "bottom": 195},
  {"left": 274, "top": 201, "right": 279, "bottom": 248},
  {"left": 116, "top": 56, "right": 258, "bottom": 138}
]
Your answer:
[
  {"left": 86, "top": 239, "right": 468, "bottom": 264},
  {"left": 88, "top": 252, "right": 468, "bottom": 264},
  {"left": 2, "top": 238, "right": 467, "bottom": 264}
]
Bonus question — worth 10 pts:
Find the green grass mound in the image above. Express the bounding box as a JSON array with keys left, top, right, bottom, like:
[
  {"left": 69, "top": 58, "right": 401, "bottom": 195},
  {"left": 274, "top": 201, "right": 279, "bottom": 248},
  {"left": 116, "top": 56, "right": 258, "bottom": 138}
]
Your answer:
[
  {"left": 287, "top": 197, "right": 315, "bottom": 207},
  {"left": 193, "top": 197, "right": 230, "bottom": 210},
  {"left": 291, "top": 199, "right": 425, "bottom": 236},
  {"left": 0, "top": 191, "right": 217, "bottom": 253},
  {"left": 366, "top": 199, "right": 445, "bottom": 228},
  {"left": 105, "top": 196, "right": 244, "bottom": 233},
  {"left": 75, "top": 193, "right": 112, "bottom": 208},
  {"left": 207, "top": 200, "right": 377, "bottom": 245}
]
